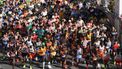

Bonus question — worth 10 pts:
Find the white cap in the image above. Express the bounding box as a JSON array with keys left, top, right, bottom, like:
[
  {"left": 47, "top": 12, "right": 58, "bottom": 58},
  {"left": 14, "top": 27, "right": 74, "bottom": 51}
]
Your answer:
[
  {"left": 65, "top": 1, "right": 68, "bottom": 5},
  {"left": 28, "top": 18, "right": 33, "bottom": 22},
  {"left": 8, "top": 11, "right": 12, "bottom": 14},
  {"left": 38, "top": 3, "right": 41, "bottom": 6}
]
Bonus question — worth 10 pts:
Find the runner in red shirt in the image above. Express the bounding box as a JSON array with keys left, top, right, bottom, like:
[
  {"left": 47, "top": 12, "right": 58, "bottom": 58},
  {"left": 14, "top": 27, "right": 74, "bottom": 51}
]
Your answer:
[{"left": 113, "top": 41, "right": 120, "bottom": 52}]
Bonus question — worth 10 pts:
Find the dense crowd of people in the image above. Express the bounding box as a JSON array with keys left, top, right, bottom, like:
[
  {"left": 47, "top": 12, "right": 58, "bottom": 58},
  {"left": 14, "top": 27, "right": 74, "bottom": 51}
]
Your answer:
[{"left": 0, "top": 0, "right": 121, "bottom": 69}]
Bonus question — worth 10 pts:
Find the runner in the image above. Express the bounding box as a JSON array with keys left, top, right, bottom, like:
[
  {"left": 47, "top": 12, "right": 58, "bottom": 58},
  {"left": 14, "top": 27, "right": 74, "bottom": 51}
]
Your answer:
[
  {"left": 38, "top": 45, "right": 46, "bottom": 69},
  {"left": 0, "top": 0, "right": 121, "bottom": 69}
]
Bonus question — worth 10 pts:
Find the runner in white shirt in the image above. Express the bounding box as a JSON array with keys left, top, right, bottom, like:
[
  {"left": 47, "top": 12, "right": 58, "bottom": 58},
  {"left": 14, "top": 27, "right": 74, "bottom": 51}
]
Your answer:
[
  {"left": 76, "top": 45, "right": 83, "bottom": 65},
  {"left": 83, "top": 37, "right": 88, "bottom": 48},
  {"left": 95, "top": 39, "right": 101, "bottom": 47},
  {"left": 106, "top": 38, "right": 112, "bottom": 53},
  {"left": 99, "top": 45, "right": 105, "bottom": 52}
]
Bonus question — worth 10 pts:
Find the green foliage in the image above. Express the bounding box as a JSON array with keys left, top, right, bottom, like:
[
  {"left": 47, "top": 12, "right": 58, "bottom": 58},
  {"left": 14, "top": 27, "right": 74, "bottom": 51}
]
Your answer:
[
  {"left": 108, "top": 0, "right": 115, "bottom": 12},
  {"left": 0, "top": 0, "right": 3, "bottom": 4},
  {"left": 0, "top": 0, "right": 4, "bottom": 7}
]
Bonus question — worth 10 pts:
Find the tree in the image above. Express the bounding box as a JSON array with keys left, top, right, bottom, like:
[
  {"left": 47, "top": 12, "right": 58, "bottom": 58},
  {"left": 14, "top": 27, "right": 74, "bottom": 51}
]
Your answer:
[
  {"left": 0, "top": 0, "right": 4, "bottom": 7},
  {"left": 108, "top": 0, "right": 115, "bottom": 12}
]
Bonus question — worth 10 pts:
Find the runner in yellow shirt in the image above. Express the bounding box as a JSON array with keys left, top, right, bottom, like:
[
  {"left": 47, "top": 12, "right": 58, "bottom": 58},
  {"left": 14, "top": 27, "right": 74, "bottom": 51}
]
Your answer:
[
  {"left": 50, "top": 45, "right": 57, "bottom": 63},
  {"left": 50, "top": 45, "right": 57, "bottom": 57}
]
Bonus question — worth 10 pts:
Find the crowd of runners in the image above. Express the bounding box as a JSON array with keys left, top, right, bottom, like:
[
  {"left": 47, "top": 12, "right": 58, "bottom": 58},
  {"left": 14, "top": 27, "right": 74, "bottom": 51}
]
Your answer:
[{"left": 0, "top": 0, "right": 122, "bottom": 69}]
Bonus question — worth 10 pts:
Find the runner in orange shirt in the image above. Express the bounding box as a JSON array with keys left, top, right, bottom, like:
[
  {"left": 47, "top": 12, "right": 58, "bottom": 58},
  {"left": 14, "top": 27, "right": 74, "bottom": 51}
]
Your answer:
[{"left": 38, "top": 46, "right": 46, "bottom": 69}]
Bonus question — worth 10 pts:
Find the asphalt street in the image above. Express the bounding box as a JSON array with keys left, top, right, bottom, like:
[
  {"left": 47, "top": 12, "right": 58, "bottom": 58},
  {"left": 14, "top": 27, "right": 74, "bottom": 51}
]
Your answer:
[
  {"left": 0, "top": 60, "right": 121, "bottom": 69},
  {"left": 0, "top": 53, "right": 122, "bottom": 69},
  {"left": 0, "top": 62, "right": 91, "bottom": 69}
]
